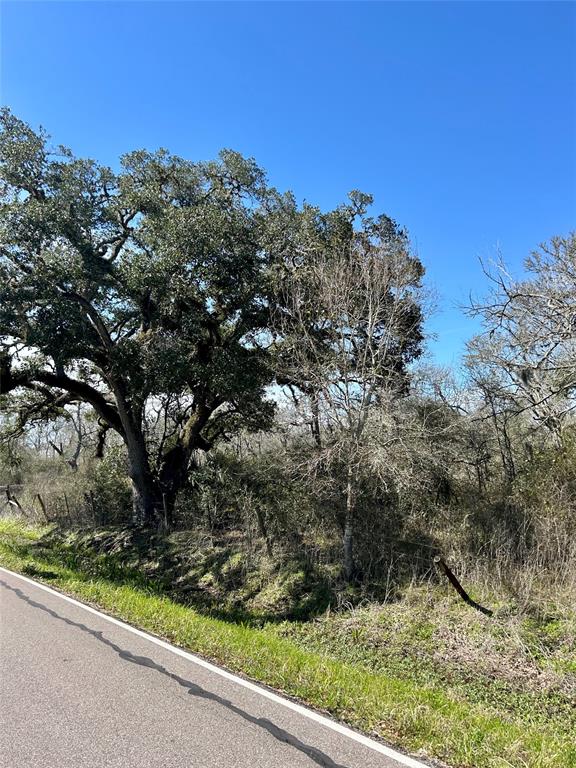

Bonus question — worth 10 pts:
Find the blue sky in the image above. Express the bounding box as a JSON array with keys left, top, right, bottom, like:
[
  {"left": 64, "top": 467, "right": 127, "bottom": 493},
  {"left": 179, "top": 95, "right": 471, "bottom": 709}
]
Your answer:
[{"left": 1, "top": 1, "right": 575, "bottom": 367}]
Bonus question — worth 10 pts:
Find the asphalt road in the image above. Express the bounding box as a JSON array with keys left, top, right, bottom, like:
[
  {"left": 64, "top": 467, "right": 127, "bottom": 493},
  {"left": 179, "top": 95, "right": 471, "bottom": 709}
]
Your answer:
[{"left": 0, "top": 567, "right": 429, "bottom": 768}]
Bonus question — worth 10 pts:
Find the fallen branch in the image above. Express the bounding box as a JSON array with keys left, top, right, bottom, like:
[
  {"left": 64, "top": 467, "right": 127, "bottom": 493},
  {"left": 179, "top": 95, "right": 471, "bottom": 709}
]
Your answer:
[{"left": 434, "top": 556, "right": 493, "bottom": 617}]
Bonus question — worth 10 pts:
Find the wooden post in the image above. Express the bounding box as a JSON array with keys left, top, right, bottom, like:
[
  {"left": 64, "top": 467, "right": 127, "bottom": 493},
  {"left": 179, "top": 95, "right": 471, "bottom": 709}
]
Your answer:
[
  {"left": 36, "top": 493, "right": 49, "bottom": 523},
  {"left": 160, "top": 494, "right": 170, "bottom": 534},
  {"left": 434, "top": 556, "right": 493, "bottom": 617},
  {"left": 63, "top": 494, "right": 73, "bottom": 527}
]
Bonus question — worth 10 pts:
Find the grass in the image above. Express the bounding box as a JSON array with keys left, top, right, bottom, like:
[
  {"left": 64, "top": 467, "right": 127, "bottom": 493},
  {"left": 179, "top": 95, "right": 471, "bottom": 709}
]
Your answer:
[
  {"left": 272, "top": 598, "right": 576, "bottom": 742},
  {"left": 0, "top": 517, "right": 574, "bottom": 768}
]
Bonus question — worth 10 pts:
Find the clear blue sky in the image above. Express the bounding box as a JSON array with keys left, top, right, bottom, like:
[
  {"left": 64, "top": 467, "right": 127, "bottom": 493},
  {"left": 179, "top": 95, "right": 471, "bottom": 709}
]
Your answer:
[{"left": 1, "top": 1, "right": 575, "bottom": 367}]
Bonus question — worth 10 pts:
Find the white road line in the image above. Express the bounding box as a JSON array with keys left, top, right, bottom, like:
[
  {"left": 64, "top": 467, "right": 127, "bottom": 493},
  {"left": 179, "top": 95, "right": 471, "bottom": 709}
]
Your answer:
[{"left": 0, "top": 565, "right": 431, "bottom": 768}]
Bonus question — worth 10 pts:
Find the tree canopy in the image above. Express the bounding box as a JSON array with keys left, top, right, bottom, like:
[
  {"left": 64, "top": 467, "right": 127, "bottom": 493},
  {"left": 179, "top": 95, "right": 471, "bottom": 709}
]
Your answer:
[
  {"left": 0, "top": 110, "right": 287, "bottom": 524},
  {"left": 0, "top": 110, "right": 425, "bottom": 533}
]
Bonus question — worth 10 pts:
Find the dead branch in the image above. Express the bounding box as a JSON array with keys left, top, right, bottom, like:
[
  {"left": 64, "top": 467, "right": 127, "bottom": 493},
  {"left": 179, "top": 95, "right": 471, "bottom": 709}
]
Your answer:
[{"left": 434, "top": 556, "right": 493, "bottom": 616}]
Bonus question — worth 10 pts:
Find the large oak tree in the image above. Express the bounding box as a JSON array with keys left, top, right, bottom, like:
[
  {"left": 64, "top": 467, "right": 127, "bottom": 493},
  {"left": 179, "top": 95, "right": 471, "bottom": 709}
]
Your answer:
[
  {"left": 0, "top": 110, "right": 426, "bottom": 553},
  {"left": 0, "top": 110, "right": 284, "bottom": 526}
]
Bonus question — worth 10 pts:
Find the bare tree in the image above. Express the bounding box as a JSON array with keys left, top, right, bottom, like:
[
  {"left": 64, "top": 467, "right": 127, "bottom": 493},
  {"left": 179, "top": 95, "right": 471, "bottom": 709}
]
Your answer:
[
  {"left": 275, "top": 211, "right": 425, "bottom": 579},
  {"left": 467, "top": 234, "right": 576, "bottom": 446}
]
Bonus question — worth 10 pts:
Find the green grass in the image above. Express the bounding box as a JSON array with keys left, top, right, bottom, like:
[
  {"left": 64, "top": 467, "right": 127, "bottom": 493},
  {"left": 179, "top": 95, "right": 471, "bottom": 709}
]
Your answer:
[
  {"left": 0, "top": 517, "right": 574, "bottom": 768},
  {"left": 272, "top": 599, "right": 576, "bottom": 744}
]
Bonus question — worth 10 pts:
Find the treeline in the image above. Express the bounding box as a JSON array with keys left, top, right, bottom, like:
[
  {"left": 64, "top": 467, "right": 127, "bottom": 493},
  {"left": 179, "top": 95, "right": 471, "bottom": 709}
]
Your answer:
[{"left": 0, "top": 109, "right": 574, "bottom": 591}]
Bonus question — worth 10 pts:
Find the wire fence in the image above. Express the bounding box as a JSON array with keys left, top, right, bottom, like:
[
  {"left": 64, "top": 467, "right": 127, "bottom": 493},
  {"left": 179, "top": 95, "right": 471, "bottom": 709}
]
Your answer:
[{"left": 2, "top": 482, "right": 573, "bottom": 592}]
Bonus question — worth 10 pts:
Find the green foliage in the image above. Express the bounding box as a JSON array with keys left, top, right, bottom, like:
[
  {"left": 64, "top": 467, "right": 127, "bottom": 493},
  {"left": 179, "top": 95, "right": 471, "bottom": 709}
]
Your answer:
[
  {"left": 88, "top": 445, "right": 132, "bottom": 523},
  {"left": 179, "top": 447, "right": 316, "bottom": 535},
  {"left": 0, "top": 110, "right": 293, "bottom": 521},
  {"left": 513, "top": 433, "right": 576, "bottom": 518},
  {"left": 0, "top": 110, "right": 276, "bottom": 411},
  {"left": 2, "top": 109, "right": 426, "bottom": 525},
  {"left": 0, "top": 437, "right": 23, "bottom": 483}
]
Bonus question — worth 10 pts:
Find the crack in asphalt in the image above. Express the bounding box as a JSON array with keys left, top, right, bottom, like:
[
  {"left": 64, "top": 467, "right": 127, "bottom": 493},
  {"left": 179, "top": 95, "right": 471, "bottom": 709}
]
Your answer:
[{"left": 1, "top": 579, "right": 350, "bottom": 768}]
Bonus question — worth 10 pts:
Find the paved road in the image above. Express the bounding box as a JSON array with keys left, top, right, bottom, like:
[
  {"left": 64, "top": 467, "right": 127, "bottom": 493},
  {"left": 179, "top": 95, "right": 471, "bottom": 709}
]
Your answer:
[{"left": 0, "top": 568, "right": 428, "bottom": 768}]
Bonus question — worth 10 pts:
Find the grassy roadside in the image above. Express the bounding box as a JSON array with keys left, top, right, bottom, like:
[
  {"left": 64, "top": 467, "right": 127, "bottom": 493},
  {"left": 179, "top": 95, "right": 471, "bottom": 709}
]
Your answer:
[{"left": 0, "top": 517, "right": 574, "bottom": 768}]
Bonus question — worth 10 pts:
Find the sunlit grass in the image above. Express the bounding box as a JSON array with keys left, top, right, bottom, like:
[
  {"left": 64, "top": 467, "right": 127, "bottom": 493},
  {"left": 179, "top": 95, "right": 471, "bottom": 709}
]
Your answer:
[{"left": 0, "top": 517, "right": 573, "bottom": 768}]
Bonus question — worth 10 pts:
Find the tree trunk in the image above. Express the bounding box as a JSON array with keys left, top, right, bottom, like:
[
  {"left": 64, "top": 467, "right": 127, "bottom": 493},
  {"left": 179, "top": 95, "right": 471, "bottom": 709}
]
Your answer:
[
  {"left": 124, "top": 430, "right": 160, "bottom": 527},
  {"left": 125, "top": 400, "right": 211, "bottom": 530},
  {"left": 95, "top": 421, "right": 109, "bottom": 459},
  {"left": 157, "top": 443, "right": 196, "bottom": 530},
  {"left": 486, "top": 392, "right": 516, "bottom": 485},
  {"left": 343, "top": 465, "right": 355, "bottom": 581},
  {"left": 255, "top": 506, "right": 273, "bottom": 557},
  {"left": 310, "top": 394, "right": 322, "bottom": 448},
  {"left": 130, "top": 478, "right": 152, "bottom": 526},
  {"left": 128, "top": 437, "right": 201, "bottom": 531}
]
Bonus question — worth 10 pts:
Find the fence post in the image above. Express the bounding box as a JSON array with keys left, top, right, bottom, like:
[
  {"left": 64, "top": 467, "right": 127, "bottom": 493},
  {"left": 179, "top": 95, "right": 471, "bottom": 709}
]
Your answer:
[
  {"left": 36, "top": 493, "right": 49, "bottom": 523},
  {"left": 161, "top": 494, "right": 170, "bottom": 533},
  {"left": 63, "top": 493, "right": 73, "bottom": 527}
]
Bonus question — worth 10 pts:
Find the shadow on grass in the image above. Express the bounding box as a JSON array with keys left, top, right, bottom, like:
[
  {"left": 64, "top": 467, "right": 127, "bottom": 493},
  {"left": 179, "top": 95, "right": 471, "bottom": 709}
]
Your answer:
[
  {"left": 22, "top": 564, "right": 61, "bottom": 580},
  {"left": 14, "top": 528, "right": 332, "bottom": 628},
  {"left": 9, "top": 520, "right": 461, "bottom": 628}
]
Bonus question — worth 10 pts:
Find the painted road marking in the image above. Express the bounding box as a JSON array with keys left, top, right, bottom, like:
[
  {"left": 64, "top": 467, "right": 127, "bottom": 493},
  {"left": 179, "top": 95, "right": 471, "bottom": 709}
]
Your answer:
[{"left": 0, "top": 566, "right": 431, "bottom": 768}]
